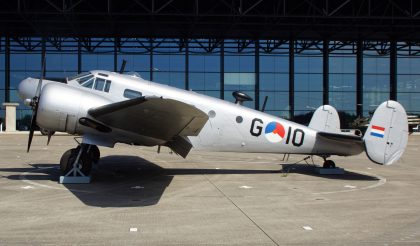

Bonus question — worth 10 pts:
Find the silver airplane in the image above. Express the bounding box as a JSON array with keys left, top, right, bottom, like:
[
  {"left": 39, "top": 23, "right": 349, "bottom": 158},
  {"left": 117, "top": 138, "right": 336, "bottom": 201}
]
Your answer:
[{"left": 18, "top": 61, "right": 409, "bottom": 177}]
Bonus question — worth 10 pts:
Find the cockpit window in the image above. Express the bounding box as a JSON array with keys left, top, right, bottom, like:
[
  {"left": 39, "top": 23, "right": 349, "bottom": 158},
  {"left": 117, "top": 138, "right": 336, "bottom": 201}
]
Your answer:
[
  {"left": 81, "top": 77, "right": 94, "bottom": 89},
  {"left": 93, "top": 78, "right": 112, "bottom": 92},
  {"left": 104, "top": 80, "right": 111, "bottom": 92},
  {"left": 76, "top": 74, "right": 112, "bottom": 93},
  {"left": 94, "top": 78, "right": 106, "bottom": 91},
  {"left": 77, "top": 74, "right": 94, "bottom": 84},
  {"left": 68, "top": 72, "right": 91, "bottom": 81}
]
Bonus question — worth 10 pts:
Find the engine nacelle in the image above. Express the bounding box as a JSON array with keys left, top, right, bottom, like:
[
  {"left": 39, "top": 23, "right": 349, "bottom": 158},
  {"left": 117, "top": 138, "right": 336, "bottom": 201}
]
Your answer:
[{"left": 37, "top": 83, "right": 112, "bottom": 134}]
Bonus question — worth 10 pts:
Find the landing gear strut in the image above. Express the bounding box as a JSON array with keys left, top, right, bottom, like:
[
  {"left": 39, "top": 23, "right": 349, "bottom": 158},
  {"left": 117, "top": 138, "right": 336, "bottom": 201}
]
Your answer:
[{"left": 59, "top": 143, "right": 100, "bottom": 183}]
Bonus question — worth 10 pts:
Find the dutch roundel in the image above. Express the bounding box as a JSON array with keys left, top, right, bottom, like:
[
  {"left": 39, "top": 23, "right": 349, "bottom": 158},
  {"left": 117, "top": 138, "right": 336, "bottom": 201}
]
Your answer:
[{"left": 264, "top": 122, "right": 286, "bottom": 143}]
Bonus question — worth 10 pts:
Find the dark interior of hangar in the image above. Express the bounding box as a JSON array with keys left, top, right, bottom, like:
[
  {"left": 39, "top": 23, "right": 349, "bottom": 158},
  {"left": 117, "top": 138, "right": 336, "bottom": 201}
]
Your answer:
[{"left": 2, "top": 0, "right": 420, "bottom": 39}]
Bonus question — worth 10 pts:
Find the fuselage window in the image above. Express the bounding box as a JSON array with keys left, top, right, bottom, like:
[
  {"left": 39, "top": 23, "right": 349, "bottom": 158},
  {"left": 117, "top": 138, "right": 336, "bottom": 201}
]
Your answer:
[{"left": 123, "top": 89, "right": 142, "bottom": 99}]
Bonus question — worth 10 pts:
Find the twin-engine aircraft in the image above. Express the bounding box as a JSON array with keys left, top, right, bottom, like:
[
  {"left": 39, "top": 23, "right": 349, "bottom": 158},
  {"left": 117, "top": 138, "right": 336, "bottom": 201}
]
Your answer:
[{"left": 18, "top": 60, "right": 408, "bottom": 177}]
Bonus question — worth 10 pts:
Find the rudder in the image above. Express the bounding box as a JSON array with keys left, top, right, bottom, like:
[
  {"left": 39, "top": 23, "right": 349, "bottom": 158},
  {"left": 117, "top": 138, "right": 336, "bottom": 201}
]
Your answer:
[{"left": 364, "top": 101, "right": 408, "bottom": 165}]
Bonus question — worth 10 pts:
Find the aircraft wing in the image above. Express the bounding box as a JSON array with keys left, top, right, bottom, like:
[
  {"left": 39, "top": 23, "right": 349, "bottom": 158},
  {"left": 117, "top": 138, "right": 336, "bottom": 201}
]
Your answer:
[{"left": 88, "top": 97, "right": 209, "bottom": 143}]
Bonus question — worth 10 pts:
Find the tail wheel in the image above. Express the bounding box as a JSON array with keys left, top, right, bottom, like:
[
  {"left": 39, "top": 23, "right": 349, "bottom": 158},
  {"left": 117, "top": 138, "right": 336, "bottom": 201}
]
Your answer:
[
  {"left": 323, "top": 160, "right": 336, "bottom": 169},
  {"left": 60, "top": 148, "right": 93, "bottom": 176}
]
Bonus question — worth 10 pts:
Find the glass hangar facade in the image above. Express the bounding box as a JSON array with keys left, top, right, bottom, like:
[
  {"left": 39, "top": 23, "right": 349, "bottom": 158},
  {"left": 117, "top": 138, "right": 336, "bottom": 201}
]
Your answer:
[{"left": 1, "top": 37, "right": 420, "bottom": 130}]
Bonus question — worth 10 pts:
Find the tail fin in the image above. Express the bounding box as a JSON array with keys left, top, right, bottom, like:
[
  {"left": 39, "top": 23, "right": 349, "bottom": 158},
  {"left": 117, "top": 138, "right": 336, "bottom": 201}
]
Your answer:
[
  {"left": 309, "top": 105, "right": 341, "bottom": 133},
  {"left": 364, "top": 101, "right": 408, "bottom": 165}
]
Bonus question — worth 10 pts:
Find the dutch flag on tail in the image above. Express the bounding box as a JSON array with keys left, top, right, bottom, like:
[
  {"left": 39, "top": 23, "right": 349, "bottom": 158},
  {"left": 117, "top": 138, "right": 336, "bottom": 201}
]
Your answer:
[{"left": 370, "top": 125, "right": 385, "bottom": 138}]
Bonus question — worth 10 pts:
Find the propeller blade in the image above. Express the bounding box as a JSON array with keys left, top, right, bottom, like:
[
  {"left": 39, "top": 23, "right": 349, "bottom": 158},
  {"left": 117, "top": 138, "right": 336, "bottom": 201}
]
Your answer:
[
  {"left": 27, "top": 109, "right": 38, "bottom": 153},
  {"left": 27, "top": 56, "right": 45, "bottom": 153},
  {"left": 47, "top": 132, "right": 53, "bottom": 146},
  {"left": 34, "top": 56, "right": 46, "bottom": 98}
]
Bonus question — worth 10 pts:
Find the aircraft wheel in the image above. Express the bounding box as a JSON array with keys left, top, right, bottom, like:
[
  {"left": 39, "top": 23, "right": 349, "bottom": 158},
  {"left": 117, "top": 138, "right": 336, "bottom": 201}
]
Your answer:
[
  {"left": 60, "top": 148, "right": 93, "bottom": 176},
  {"left": 88, "top": 145, "right": 100, "bottom": 163},
  {"left": 323, "top": 160, "right": 336, "bottom": 169}
]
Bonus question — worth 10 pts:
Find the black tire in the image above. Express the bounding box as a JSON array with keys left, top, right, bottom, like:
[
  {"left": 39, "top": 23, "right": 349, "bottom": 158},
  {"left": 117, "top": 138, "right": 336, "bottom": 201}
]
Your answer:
[
  {"left": 323, "top": 160, "right": 336, "bottom": 169},
  {"left": 60, "top": 148, "right": 93, "bottom": 176},
  {"left": 60, "top": 149, "right": 74, "bottom": 174},
  {"left": 88, "top": 145, "right": 100, "bottom": 163}
]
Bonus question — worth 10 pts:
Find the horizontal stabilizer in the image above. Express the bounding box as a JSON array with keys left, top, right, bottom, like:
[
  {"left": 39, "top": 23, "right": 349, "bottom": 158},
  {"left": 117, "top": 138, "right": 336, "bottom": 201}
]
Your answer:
[
  {"left": 313, "top": 131, "right": 364, "bottom": 156},
  {"left": 318, "top": 132, "right": 363, "bottom": 143}
]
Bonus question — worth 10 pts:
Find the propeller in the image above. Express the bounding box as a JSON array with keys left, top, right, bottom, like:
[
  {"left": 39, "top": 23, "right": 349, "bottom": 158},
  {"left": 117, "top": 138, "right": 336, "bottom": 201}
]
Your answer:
[
  {"left": 47, "top": 131, "right": 54, "bottom": 146},
  {"left": 27, "top": 57, "right": 46, "bottom": 153}
]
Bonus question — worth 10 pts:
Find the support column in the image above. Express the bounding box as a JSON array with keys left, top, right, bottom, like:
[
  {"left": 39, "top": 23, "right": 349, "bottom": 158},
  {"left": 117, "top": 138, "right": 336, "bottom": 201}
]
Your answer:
[
  {"left": 2, "top": 103, "right": 19, "bottom": 132},
  {"left": 255, "top": 39, "right": 260, "bottom": 110},
  {"left": 150, "top": 39, "right": 154, "bottom": 81},
  {"left": 42, "top": 37, "right": 46, "bottom": 77},
  {"left": 185, "top": 39, "right": 189, "bottom": 90},
  {"left": 390, "top": 40, "right": 397, "bottom": 101},
  {"left": 323, "top": 39, "right": 329, "bottom": 105},
  {"left": 113, "top": 37, "right": 118, "bottom": 72},
  {"left": 356, "top": 40, "right": 363, "bottom": 117},
  {"left": 5, "top": 37, "right": 10, "bottom": 103},
  {"left": 289, "top": 39, "right": 295, "bottom": 120},
  {"left": 220, "top": 40, "right": 225, "bottom": 99},
  {"left": 77, "top": 39, "right": 82, "bottom": 73}
]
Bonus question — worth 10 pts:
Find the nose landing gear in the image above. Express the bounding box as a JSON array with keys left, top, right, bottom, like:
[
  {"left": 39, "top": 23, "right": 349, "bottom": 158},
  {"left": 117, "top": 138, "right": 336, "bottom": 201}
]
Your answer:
[{"left": 59, "top": 143, "right": 100, "bottom": 184}]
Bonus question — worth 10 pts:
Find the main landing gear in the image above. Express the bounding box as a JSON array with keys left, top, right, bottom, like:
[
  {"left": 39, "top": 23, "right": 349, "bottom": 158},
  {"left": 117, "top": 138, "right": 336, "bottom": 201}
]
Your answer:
[{"left": 59, "top": 143, "right": 100, "bottom": 184}]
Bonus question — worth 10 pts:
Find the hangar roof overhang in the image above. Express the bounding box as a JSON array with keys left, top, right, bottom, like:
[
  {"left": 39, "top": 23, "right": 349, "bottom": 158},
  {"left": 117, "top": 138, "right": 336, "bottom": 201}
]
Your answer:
[{"left": 2, "top": 0, "right": 420, "bottom": 40}]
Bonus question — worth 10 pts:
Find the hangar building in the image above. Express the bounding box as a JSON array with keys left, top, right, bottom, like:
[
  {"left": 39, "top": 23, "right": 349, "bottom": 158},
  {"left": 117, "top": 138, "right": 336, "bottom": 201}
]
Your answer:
[{"left": 1, "top": 0, "right": 420, "bottom": 129}]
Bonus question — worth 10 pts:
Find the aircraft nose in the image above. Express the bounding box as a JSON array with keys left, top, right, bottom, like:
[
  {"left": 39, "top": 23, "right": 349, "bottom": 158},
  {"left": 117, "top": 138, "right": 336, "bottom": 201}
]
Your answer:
[{"left": 18, "top": 77, "right": 38, "bottom": 101}]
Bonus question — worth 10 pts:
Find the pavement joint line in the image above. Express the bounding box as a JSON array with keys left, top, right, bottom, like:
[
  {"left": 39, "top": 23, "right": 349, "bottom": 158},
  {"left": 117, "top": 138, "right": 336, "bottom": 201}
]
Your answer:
[
  {"left": 195, "top": 164, "right": 279, "bottom": 246},
  {"left": 311, "top": 169, "right": 387, "bottom": 195}
]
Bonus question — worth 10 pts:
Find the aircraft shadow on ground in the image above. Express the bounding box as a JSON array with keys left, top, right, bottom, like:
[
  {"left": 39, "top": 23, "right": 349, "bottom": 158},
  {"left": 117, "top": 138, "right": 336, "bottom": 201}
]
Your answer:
[
  {"left": 1, "top": 156, "right": 379, "bottom": 207},
  {"left": 1, "top": 155, "right": 278, "bottom": 208},
  {"left": 280, "top": 163, "right": 380, "bottom": 181}
]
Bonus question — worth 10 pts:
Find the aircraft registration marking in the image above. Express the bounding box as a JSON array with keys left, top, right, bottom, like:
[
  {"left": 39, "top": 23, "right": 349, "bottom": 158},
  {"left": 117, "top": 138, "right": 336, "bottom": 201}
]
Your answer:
[{"left": 250, "top": 118, "right": 305, "bottom": 147}]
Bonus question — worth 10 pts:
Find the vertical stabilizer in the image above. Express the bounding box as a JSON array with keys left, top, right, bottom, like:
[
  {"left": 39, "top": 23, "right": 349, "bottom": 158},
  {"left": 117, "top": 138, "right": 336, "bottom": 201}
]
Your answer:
[
  {"left": 309, "top": 105, "right": 341, "bottom": 133},
  {"left": 364, "top": 101, "right": 408, "bottom": 165}
]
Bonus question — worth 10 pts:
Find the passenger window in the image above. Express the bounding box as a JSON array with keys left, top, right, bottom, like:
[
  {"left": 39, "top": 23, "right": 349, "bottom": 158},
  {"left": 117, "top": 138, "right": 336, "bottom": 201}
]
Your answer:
[
  {"left": 124, "top": 89, "right": 142, "bottom": 99},
  {"left": 94, "top": 78, "right": 106, "bottom": 91},
  {"left": 104, "top": 80, "right": 111, "bottom": 92}
]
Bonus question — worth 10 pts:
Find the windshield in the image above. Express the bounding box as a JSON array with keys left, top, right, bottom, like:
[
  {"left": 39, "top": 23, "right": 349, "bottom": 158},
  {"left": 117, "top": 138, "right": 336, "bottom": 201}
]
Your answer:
[{"left": 67, "top": 72, "right": 92, "bottom": 82}]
